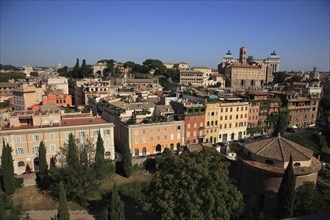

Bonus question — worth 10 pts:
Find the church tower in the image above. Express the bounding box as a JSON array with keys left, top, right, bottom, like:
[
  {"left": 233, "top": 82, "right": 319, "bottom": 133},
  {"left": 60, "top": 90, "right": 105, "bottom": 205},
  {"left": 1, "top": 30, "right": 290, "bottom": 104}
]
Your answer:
[{"left": 239, "top": 47, "right": 247, "bottom": 65}]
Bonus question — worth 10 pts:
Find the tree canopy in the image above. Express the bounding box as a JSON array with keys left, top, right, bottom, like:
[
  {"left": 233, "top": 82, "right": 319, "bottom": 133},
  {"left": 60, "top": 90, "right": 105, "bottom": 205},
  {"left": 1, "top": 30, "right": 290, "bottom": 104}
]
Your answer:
[{"left": 147, "top": 148, "right": 243, "bottom": 220}]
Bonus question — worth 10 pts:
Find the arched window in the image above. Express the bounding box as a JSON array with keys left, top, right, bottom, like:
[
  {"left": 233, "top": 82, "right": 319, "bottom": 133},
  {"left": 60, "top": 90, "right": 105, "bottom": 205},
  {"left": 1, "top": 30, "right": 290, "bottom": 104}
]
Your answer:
[
  {"left": 265, "top": 159, "right": 274, "bottom": 165},
  {"left": 18, "top": 161, "right": 25, "bottom": 167},
  {"left": 156, "top": 144, "right": 161, "bottom": 152},
  {"left": 135, "top": 148, "right": 139, "bottom": 156},
  {"left": 142, "top": 147, "right": 147, "bottom": 156},
  {"left": 105, "top": 151, "right": 111, "bottom": 157},
  {"left": 170, "top": 143, "right": 174, "bottom": 150}
]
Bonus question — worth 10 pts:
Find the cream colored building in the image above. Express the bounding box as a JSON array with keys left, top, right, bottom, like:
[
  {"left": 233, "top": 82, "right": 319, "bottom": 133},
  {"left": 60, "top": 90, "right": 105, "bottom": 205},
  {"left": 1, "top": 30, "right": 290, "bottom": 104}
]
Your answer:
[
  {"left": 93, "top": 62, "right": 107, "bottom": 74},
  {"left": 0, "top": 111, "right": 115, "bottom": 174},
  {"left": 13, "top": 84, "right": 45, "bottom": 110},
  {"left": 47, "top": 77, "right": 69, "bottom": 94},
  {"left": 75, "top": 78, "right": 111, "bottom": 105},
  {"left": 179, "top": 70, "right": 204, "bottom": 86}
]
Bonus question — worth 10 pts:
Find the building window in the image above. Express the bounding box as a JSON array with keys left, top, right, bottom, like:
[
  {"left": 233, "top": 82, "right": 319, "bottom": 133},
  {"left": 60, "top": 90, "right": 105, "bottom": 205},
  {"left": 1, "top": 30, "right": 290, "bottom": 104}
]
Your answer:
[
  {"left": 135, "top": 138, "right": 139, "bottom": 144},
  {"left": 142, "top": 137, "right": 146, "bottom": 143},
  {"left": 94, "top": 130, "right": 99, "bottom": 136},
  {"left": 150, "top": 128, "right": 153, "bottom": 133},
  {"left": 49, "top": 133, "right": 55, "bottom": 140},
  {"left": 32, "top": 146, "right": 39, "bottom": 154},
  {"left": 105, "top": 139, "right": 110, "bottom": 146},
  {"left": 200, "top": 122, "right": 203, "bottom": 127},
  {"left": 187, "top": 123, "right": 191, "bottom": 128},
  {"left": 65, "top": 132, "right": 70, "bottom": 139},
  {"left": 142, "top": 129, "right": 146, "bottom": 134},
  {"left": 187, "top": 132, "right": 190, "bottom": 138},
  {"left": 80, "top": 131, "right": 85, "bottom": 138},
  {"left": 194, "top": 123, "right": 197, "bottom": 128},
  {"left": 177, "top": 126, "right": 181, "bottom": 130},
  {"left": 105, "top": 151, "right": 111, "bottom": 157},
  {"left": 18, "top": 161, "right": 25, "bottom": 167},
  {"left": 171, "top": 134, "right": 174, "bottom": 140},
  {"left": 50, "top": 144, "right": 56, "bottom": 152},
  {"left": 104, "top": 129, "right": 110, "bottom": 136},
  {"left": 16, "top": 147, "right": 24, "bottom": 155},
  {"left": 135, "top": 148, "right": 139, "bottom": 156},
  {"left": 142, "top": 147, "right": 147, "bottom": 156},
  {"left": 33, "top": 134, "right": 39, "bottom": 142},
  {"left": 150, "top": 136, "right": 154, "bottom": 141},
  {"left": 177, "top": 133, "right": 181, "bottom": 139},
  {"left": 164, "top": 135, "right": 167, "bottom": 140}
]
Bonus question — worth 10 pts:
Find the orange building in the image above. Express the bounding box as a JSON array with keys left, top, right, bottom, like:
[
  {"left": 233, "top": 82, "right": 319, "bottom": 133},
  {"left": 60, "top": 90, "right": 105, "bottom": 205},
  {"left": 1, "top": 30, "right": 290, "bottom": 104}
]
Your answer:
[{"left": 42, "top": 93, "right": 72, "bottom": 107}]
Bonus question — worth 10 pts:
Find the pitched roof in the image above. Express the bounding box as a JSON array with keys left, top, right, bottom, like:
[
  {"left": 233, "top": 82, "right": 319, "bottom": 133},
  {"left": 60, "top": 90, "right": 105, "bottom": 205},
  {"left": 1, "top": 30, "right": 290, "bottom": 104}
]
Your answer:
[{"left": 244, "top": 136, "right": 313, "bottom": 162}]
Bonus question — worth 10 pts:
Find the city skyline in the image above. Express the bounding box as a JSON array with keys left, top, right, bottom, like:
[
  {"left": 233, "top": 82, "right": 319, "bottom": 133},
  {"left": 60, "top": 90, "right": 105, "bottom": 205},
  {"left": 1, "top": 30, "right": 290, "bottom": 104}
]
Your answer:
[{"left": 1, "top": 0, "right": 329, "bottom": 72}]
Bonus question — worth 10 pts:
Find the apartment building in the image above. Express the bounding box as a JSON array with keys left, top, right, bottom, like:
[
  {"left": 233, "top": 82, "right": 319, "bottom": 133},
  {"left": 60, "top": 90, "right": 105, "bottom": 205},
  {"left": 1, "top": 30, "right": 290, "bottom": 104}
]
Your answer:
[
  {"left": 204, "top": 100, "right": 221, "bottom": 143},
  {"left": 246, "top": 92, "right": 281, "bottom": 135},
  {"left": 170, "top": 99, "right": 206, "bottom": 144},
  {"left": 13, "top": 84, "right": 45, "bottom": 110},
  {"left": 179, "top": 70, "right": 204, "bottom": 86},
  {"left": 47, "top": 77, "right": 69, "bottom": 94},
  {"left": 218, "top": 100, "right": 249, "bottom": 142},
  {"left": 42, "top": 93, "right": 72, "bottom": 107},
  {"left": 75, "top": 79, "right": 111, "bottom": 105},
  {"left": 0, "top": 110, "right": 115, "bottom": 174},
  {"left": 0, "top": 82, "right": 17, "bottom": 103}
]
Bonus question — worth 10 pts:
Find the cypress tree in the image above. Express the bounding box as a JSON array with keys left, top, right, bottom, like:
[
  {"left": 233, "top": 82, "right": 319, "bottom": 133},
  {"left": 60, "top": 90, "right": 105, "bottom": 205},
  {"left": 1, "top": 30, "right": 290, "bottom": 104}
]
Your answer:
[
  {"left": 1, "top": 140, "right": 15, "bottom": 195},
  {"left": 72, "top": 58, "right": 80, "bottom": 79},
  {"left": 79, "top": 59, "right": 88, "bottom": 78},
  {"left": 0, "top": 194, "right": 5, "bottom": 220},
  {"left": 277, "top": 155, "right": 296, "bottom": 218},
  {"left": 67, "top": 133, "right": 79, "bottom": 169},
  {"left": 109, "top": 183, "right": 125, "bottom": 220},
  {"left": 57, "top": 181, "right": 69, "bottom": 220},
  {"left": 122, "top": 140, "right": 132, "bottom": 178},
  {"left": 37, "top": 141, "right": 49, "bottom": 189},
  {"left": 95, "top": 131, "right": 106, "bottom": 179}
]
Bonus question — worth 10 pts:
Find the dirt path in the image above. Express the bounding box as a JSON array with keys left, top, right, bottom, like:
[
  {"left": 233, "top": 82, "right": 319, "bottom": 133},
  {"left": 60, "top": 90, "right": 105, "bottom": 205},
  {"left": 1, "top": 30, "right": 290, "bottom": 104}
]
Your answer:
[{"left": 27, "top": 210, "right": 95, "bottom": 220}]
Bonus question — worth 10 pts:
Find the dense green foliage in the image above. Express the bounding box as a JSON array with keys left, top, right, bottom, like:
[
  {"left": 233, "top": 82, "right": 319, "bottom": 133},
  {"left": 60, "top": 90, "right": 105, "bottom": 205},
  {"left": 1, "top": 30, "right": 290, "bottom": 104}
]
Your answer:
[
  {"left": 30, "top": 71, "right": 38, "bottom": 77},
  {"left": 121, "top": 140, "right": 132, "bottom": 178},
  {"left": 318, "top": 95, "right": 330, "bottom": 124},
  {"left": 0, "top": 192, "right": 22, "bottom": 220},
  {"left": 273, "top": 71, "right": 289, "bottom": 84},
  {"left": 147, "top": 148, "right": 243, "bottom": 220},
  {"left": 293, "top": 182, "right": 330, "bottom": 216},
  {"left": 72, "top": 58, "right": 80, "bottom": 78},
  {"left": 273, "top": 109, "right": 289, "bottom": 136},
  {"left": 57, "top": 181, "right": 69, "bottom": 220},
  {"left": 277, "top": 156, "right": 295, "bottom": 218},
  {"left": 104, "top": 184, "right": 125, "bottom": 220},
  {"left": 36, "top": 141, "right": 50, "bottom": 190},
  {"left": 1, "top": 141, "right": 15, "bottom": 195},
  {"left": 49, "top": 134, "right": 97, "bottom": 207},
  {"left": 0, "top": 72, "right": 26, "bottom": 82}
]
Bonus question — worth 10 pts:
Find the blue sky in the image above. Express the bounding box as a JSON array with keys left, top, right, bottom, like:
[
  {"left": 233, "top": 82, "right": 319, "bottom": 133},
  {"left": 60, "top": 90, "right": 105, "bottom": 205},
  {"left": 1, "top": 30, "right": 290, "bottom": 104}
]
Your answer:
[{"left": 1, "top": 0, "right": 329, "bottom": 71}]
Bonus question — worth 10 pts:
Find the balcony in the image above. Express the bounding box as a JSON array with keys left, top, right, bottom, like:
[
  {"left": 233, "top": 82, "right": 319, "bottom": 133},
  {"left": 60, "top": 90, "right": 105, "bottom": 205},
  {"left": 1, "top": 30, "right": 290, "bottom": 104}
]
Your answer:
[{"left": 198, "top": 126, "right": 205, "bottom": 130}]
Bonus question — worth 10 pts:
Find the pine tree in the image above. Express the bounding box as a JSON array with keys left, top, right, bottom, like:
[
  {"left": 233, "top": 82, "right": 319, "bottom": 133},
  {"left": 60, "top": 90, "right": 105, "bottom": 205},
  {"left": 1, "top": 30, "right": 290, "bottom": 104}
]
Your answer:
[
  {"left": 108, "top": 184, "right": 125, "bottom": 220},
  {"left": 122, "top": 140, "right": 132, "bottom": 178},
  {"left": 72, "top": 58, "right": 80, "bottom": 79},
  {"left": 1, "top": 140, "right": 15, "bottom": 195},
  {"left": 95, "top": 131, "right": 106, "bottom": 179},
  {"left": 36, "top": 141, "right": 49, "bottom": 189},
  {"left": 277, "top": 155, "right": 296, "bottom": 218},
  {"left": 57, "top": 181, "right": 69, "bottom": 220}
]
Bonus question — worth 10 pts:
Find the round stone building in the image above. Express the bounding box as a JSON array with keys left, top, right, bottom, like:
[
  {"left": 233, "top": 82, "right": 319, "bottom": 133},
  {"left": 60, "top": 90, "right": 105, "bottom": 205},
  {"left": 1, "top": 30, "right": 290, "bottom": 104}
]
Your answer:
[{"left": 237, "top": 135, "right": 321, "bottom": 214}]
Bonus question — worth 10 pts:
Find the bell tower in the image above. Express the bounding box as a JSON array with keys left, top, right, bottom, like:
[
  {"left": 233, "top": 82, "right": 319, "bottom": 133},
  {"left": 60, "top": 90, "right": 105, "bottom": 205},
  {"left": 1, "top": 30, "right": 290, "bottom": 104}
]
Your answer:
[{"left": 239, "top": 47, "right": 247, "bottom": 65}]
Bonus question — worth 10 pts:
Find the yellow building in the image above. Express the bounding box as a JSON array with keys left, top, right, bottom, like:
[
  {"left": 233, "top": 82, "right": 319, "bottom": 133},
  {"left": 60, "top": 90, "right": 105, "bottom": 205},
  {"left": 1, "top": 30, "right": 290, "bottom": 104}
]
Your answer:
[
  {"left": 218, "top": 101, "right": 249, "bottom": 142},
  {"left": 204, "top": 101, "right": 221, "bottom": 143},
  {"left": 0, "top": 111, "right": 115, "bottom": 174}
]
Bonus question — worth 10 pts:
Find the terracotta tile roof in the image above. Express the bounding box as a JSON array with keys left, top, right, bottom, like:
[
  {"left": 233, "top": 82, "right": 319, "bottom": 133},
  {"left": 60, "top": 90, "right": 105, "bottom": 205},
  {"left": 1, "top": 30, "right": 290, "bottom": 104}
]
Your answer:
[
  {"left": 61, "top": 117, "right": 108, "bottom": 126},
  {"left": 244, "top": 136, "right": 313, "bottom": 162}
]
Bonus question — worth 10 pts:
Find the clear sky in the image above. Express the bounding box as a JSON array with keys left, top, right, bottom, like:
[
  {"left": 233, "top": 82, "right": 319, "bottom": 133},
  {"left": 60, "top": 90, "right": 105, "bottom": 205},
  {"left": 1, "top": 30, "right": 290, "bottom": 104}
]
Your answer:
[{"left": 1, "top": 0, "right": 329, "bottom": 71}]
